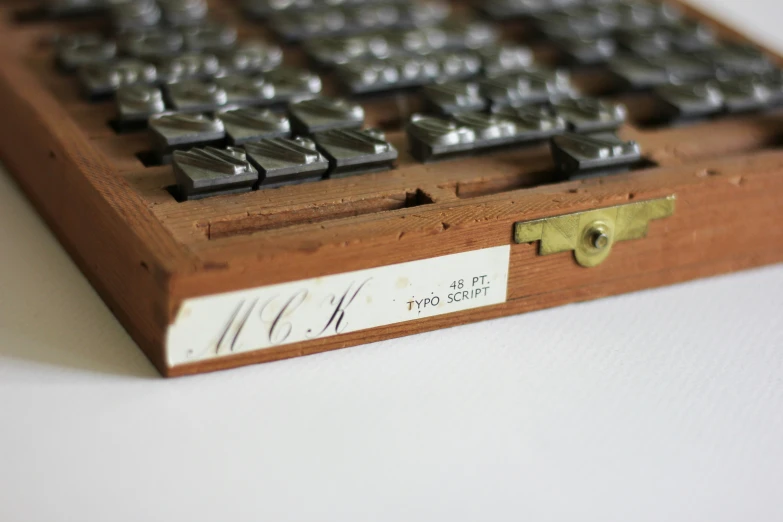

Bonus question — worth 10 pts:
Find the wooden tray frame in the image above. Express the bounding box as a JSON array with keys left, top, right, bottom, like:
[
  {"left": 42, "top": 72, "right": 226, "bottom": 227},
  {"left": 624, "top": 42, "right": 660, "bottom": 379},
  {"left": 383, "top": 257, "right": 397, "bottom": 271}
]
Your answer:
[{"left": 1, "top": 0, "right": 782, "bottom": 376}]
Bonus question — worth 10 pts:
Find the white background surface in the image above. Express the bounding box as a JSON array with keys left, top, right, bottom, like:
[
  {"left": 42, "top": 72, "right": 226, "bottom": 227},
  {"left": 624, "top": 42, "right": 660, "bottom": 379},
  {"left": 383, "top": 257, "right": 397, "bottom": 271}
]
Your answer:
[{"left": 1, "top": 1, "right": 783, "bottom": 520}]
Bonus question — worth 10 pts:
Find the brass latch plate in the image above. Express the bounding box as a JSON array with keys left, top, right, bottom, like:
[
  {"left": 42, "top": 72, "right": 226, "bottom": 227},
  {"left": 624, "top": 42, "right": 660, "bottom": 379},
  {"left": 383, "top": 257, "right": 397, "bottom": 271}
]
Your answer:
[{"left": 514, "top": 195, "right": 676, "bottom": 267}]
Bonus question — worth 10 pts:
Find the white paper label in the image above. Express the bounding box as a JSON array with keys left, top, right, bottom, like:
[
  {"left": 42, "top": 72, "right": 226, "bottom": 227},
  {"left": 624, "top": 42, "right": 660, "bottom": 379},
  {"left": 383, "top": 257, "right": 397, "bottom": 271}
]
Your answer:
[{"left": 166, "top": 245, "right": 510, "bottom": 367}]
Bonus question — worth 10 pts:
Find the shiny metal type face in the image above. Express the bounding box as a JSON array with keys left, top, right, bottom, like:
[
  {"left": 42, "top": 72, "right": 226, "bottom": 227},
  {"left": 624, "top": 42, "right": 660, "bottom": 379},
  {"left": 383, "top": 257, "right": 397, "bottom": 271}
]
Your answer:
[
  {"left": 608, "top": 52, "right": 713, "bottom": 89},
  {"left": 242, "top": 0, "right": 410, "bottom": 19},
  {"left": 336, "top": 52, "right": 482, "bottom": 94},
  {"left": 532, "top": 1, "right": 681, "bottom": 39},
  {"left": 148, "top": 112, "right": 226, "bottom": 157},
  {"left": 156, "top": 52, "right": 222, "bottom": 83},
  {"left": 490, "top": 105, "right": 568, "bottom": 136},
  {"left": 554, "top": 35, "right": 617, "bottom": 65},
  {"left": 241, "top": 0, "right": 313, "bottom": 19},
  {"left": 698, "top": 43, "right": 776, "bottom": 76},
  {"left": 652, "top": 73, "right": 783, "bottom": 120},
  {"left": 111, "top": 0, "right": 162, "bottom": 31},
  {"left": 262, "top": 68, "right": 323, "bottom": 103},
  {"left": 181, "top": 23, "right": 238, "bottom": 52},
  {"left": 479, "top": 68, "right": 574, "bottom": 108},
  {"left": 166, "top": 79, "right": 229, "bottom": 112},
  {"left": 479, "top": 0, "right": 581, "bottom": 20},
  {"left": 313, "top": 128, "right": 398, "bottom": 177},
  {"left": 214, "top": 75, "right": 277, "bottom": 106},
  {"left": 173, "top": 146, "right": 258, "bottom": 200},
  {"left": 406, "top": 107, "right": 565, "bottom": 162},
  {"left": 422, "top": 81, "right": 486, "bottom": 115},
  {"left": 534, "top": 6, "right": 624, "bottom": 40},
  {"left": 118, "top": 29, "right": 185, "bottom": 60},
  {"left": 304, "top": 33, "right": 394, "bottom": 66},
  {"left": 244, "top": 137, "right": 330, "bottom": 187},
  {"left": 218, "top": 107, "right": 292, "bottom": 145},
  {"left": 653, "top": 52, "right": 718, "bottom": 82},
  {"left": 219, "top": 41, "right": 283, "bottom": 74},
  {"left": 616, "top": 21, "right": 716, "bottom": 56},
  {"left": 288, "top": 97, "right": 366, "bottom": 134},
  {"left": 159, "top": 0, "right": 208, "bottom": 26},
  {"left": 79, "top": 58, "right": 158, "bottom": 97},
  {"left": 550, "top": 132, "right": 642, "bottom": 177},
  {"left": 57, "top": 33, "right": 118, "bottom": 70},
  {"left": 479, "top": 45, "right": 536, "bottom": 77},
  {"left": 653, "top": 81, "right": 725, "bottom": 121},
  {"left": 716, "top": 73, "right": 783, "bottom": 113},
  {"left": 270, "top": 1, "right": 450, "bottom": 41},
  {"left": 304, "top": 22, "right": 498, "bottom": 67},
  {"left": 116, "top": 84, "right": 167, "bottom": 122},
  {"left": 553, "top": 98, "right": 628, "bottom": 133}
]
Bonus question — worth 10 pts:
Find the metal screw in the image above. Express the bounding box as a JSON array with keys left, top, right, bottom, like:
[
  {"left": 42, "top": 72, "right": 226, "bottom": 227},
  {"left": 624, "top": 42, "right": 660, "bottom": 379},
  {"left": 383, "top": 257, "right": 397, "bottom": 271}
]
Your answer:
[{"left": 590, "top": 229, "right": 609, "bottom": 250}]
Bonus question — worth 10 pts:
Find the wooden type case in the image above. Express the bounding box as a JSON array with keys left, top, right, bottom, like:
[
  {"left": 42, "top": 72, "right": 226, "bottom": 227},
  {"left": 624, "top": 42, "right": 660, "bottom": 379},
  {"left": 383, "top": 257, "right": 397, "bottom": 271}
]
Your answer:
[{"left": 0, "top": 0, "right": 781, "bottom": 376}]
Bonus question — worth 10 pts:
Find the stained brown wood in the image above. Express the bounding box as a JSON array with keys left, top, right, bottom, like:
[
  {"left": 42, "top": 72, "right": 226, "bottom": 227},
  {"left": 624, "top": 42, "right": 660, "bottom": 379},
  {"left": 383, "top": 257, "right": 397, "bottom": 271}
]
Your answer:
[{"left": 0, "top": 0, "right": 781, "bottom": 376}]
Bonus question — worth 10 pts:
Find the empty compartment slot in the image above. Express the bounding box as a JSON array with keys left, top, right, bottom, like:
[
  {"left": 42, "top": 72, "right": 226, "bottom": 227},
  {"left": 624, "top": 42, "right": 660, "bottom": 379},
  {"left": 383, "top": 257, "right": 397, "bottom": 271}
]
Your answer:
[
  {"left": 201, "top": 189, "right": 434, "bottom": 239},
  {"left": 456, "top": 170, "right": 561, "bottom": 198},
  {"left": 455, "top": 158, "right": 661, "bottom": 199}
]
